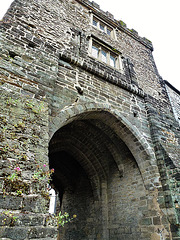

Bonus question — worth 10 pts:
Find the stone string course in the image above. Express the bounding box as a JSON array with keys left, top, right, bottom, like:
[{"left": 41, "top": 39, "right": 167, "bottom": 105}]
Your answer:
[{"left": 0, "top": 0, "right": 179, "bottom": 239}]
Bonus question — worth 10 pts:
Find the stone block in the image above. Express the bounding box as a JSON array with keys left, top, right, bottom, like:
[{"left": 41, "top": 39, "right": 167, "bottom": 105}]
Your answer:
[
  {"left": 22, "top": 195, "right": 48, "bottom": 213},
  {"left": 0, "top": 195, "right": 22, "bottom": 210},
  {"left": 153, "top": 216, "right": 161, "bottom": 225},
  {"left": 28, "top": 226, "right": 57, "bottom": 239},
  {"left": 0, "top": 227, "right": 29, "bottom": 240},
  {"left": 139, "top": 217, "right": 152, "bottom": 225}
]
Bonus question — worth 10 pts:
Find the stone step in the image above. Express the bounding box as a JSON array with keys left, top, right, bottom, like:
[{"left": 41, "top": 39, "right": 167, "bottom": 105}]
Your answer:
[
  {"left": 0, "top": 192, "right": 48, "bottom": 213},
  {"left": 0, "top": 210, "right": 58, "bottom": 239},
  {"left": 0, "top": 211, "right": 45, "bottom": 227},
  {"left": 0, "top": 210, "right": 58, "bottom": 227},
  {"left": 0, "top": 226, "right": 58, "bottom": 240}
]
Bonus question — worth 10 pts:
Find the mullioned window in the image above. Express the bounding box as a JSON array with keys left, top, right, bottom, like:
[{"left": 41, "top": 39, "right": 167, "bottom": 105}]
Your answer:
[
  {"left": 89, "top": 38, "right": 123, "bottom": 72},
  {"left": 90, "top": 13, "right": 116, "bottom": 39}
]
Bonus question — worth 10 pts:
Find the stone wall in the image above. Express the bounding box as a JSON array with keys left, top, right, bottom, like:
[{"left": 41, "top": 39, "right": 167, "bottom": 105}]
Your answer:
[
  {"left": 0, "top": 0, "right": 179, "bottom": 239},
  {"left": 0, "top": 88, "right": 58, "bottom": 239},
  {"left": 165, "top": 80, "right": 180, "bottom": 126}
]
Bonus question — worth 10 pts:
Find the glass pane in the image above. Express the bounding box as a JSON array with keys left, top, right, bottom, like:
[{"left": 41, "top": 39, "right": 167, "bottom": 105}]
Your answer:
[
  {"left": 92, "top": 45, "right": 98, "bottom": 58},
  {"left": 107, "top": 28, "right": 111, "bottom": 36},
  {"left": 100, "top": 24, "right": 105, "bottom": 32},
  {"left": 93, "top": 19, "right": 97, "bottom": 27},
  {"left": 110, "top": 55, "right": 116, "bottom": 67},
  {"left": 101, "top": 50, "right": 107, "bottom": 63}
]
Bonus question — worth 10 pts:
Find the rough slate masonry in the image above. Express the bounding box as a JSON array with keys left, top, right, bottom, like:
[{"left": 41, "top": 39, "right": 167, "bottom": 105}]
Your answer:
[
  {"left": 0, "top": 0, "right": 180, "bottom": 239},
  {"left": 165, "top": 81, "right": 180, "bottom": 127}
]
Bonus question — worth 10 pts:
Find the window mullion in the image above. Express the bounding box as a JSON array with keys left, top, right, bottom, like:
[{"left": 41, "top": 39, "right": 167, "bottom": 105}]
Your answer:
[
  {"left": 107, "top": 52, "right": 110, "bottom": 65},
  {"left": 118, "top": 55, "right": 123, "bottom": 72},
  {"left": 98, "top": 47, "right": 102, "bottom": 60},
  {"left": 89, "top": 38, "right": 92, "bottom": 54},
  {"left": 97, "top": 21, "right": 100, "bottom": 30},
  {"left": 90, "top": 13, "right": 93, "bottom": 25},
  {"left": 113, "top": 28, "right": 117, "bottom": 40},
  {"left": 104, "top": 26, "right": 107, "bottom": 34}
]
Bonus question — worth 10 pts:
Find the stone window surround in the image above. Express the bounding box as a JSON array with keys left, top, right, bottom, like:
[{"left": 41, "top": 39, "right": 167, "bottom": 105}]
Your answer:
[
  {"left": 90, "top": 12, "right": 117, "bottom": 39},
  {"left": 88, "top": 37, "right": 123, "bottom": 73}
]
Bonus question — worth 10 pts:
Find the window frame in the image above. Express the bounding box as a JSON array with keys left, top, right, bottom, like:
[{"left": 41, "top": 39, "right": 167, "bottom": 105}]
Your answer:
[
  {"left": 91, "top": 14, "right": 116, "bottom": 39},
  {"left": 89, "top": 38, "right": 123, "bottom": 72}
]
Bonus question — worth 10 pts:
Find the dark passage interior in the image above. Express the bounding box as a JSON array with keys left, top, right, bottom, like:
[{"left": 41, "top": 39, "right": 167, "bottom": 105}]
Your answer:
[
  {"left": 49, "top": 150, "right": 94, "bottom": 239},
  {"left": 49, "top": 114, "right": 147, "bottom": 240},
  {"left": 50, "top": 151, "right": 93, "bottom": 206}
]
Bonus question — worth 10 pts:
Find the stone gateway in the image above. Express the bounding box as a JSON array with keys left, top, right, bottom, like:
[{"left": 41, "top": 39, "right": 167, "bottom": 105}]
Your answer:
[{"left": 0, "top": 0, "right": 179, "bottom": 239}]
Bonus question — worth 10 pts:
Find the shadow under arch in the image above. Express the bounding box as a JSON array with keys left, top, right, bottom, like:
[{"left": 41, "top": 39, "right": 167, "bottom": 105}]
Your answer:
[{"left": 49, "top": 102, "right": 158, "bottom": 190}]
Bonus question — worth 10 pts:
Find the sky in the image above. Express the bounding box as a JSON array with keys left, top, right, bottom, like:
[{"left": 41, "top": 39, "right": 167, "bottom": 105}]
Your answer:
[{"left": 1, "top": 0, "right": 180, "bottom": 91}]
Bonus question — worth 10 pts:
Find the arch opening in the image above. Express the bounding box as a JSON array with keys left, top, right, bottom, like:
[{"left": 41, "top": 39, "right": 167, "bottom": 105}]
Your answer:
[{"left": 49, "top": 114, "right": 151, "bottom": 240}]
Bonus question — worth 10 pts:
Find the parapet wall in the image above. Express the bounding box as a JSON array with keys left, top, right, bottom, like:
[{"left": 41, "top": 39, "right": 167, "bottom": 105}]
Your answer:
[{"left": 77, "top": 0, "right": 153, "bottom": 49}]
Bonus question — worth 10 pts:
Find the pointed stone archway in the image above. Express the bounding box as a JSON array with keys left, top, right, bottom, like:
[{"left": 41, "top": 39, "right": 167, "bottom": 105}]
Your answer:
[{"left": 49, "top": 103, "right": 169, "bottom": 240}]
